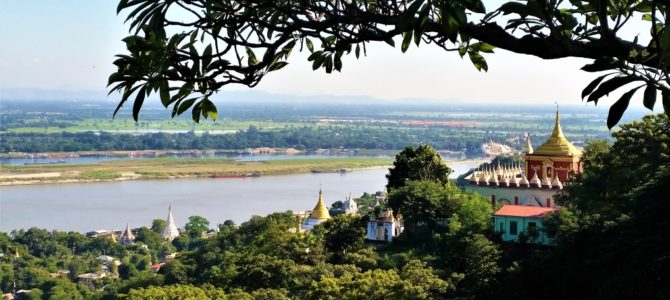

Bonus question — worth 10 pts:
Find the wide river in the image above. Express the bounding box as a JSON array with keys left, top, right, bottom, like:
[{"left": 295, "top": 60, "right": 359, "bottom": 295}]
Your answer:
[{"left": 0, "top": 161, "right": 479, "bottom": 232}]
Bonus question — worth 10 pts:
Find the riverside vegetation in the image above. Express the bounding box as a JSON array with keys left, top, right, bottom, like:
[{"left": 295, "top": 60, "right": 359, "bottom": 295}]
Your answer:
[
  {"left": 0, "top": 100, "right": 615, "bottom": 155},
  {"left": 1, "top": 115, "right": 668, "bottom": 299},
  {"left": 0, "top": 158, "right": 392, "bottom": 185}
]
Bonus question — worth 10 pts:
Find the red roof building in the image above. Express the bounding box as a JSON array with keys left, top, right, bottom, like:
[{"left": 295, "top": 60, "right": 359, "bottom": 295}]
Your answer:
[
  {"left": 493, "top": 205, "right": 558, "bottom": 245},
  {"left": 494, "top": 205, "right": 557, "bottom": 218}
]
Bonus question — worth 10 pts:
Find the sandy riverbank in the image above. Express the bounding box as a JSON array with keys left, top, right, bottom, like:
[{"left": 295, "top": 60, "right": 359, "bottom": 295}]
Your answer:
[{"left": 0, "top": 157, "right": 487, "bottom": 186}]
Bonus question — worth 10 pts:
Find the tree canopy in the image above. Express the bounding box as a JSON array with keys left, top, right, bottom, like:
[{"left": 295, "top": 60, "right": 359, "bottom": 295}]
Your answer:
[
  {"left": 111, "top": 0, "right": 670, "bottom": 127},
  {"left": 386, "top": 144, "right": 452, "bottom": 191}
]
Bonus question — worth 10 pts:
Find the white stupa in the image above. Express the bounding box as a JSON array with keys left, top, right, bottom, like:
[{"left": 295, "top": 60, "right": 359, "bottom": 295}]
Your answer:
[{"left": 162, "top": 206, "right": 180, "bottom": 241}]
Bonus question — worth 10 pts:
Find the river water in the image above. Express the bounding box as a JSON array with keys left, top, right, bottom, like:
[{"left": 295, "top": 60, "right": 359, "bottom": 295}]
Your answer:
[{"left": 0, "top": 161, "right": 480, "bottom": 233}]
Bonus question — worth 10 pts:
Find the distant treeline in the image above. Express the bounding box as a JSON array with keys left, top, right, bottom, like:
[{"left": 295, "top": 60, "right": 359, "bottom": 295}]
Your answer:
[{"left": 0, "top": 126, "right": 504, "bottom": 154}]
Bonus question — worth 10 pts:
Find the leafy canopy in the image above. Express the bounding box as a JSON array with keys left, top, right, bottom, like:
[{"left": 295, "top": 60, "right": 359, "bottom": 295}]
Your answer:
[
  {"left": 386, "top": 144, "right": 452, "bottom": 191},
  {"left": 111, "top": 0, "right": 670, "bottom": 127}
]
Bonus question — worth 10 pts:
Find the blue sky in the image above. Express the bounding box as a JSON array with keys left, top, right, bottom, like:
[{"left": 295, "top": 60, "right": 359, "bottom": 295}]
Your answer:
[{"left": 0, "top": 1, "right": 654, "bottom": 110}]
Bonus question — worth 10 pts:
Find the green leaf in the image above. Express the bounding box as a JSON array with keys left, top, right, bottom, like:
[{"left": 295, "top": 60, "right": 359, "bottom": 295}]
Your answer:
[
  {"left": 324, "top": 36, "right": 336, "bottom": 46},
  {"left": 461, "top": 0, "right": 486, "bottom": 13},
  {"left": 468, "top": 52, "right": 488, "bottom": 71},
  {"left": 385, "top": 38, "right": 395, "bottom": 47},
  {"left": 413, "top": 27, "right": 424, "bottom": 46},
  {"left": 159, "top": 81, "right": 170, "bottom": 108},
  {"left": 208, "top": 59, "right": 231, "bottom": 71},
  {"left": 470, "top": 42, "right": 495, "bottom": 53},
  {"left": 643, "top": 84, "right": 657, "bottom": 110},
  {"left": 192, "top": 101, "right": 202, "bottom": 123},
  {"left": 581, "top": 73, "right": 611, "bottom": 99},
  {"left": 116, "top": 0, "right": 129, "bottom": 14},
  {"left": 399, "top": 0, "right": 425, "bottom": 30},
  {"left": 401, "top": 31, "right": 413, "bottom": 53},
  {"left": 588, "top": 76, "right": 638, "bottom": 104},
  {"left": 660, "top": 29, "right": 670, "bottom": 53},
  {"left": 499, "top": 2, "right": 529, "bottom": 16},
  {"left": 132, "top": 86, "right": 147, "bottom": 122},
  {"left": 311, "top": 53, "right": 325, "bottom": 70},
  {"left": 268, "top": 61, "right": 289, "bottom": 72},
  {"left": 607, "top": 87, "right": 639, "bottom": 129},
  {"left": 202, "top": 44, "right": 213, "bottom": 71},
  {"left": 581, "top": 57, "right": 619, "bottom": 72},
  {"left": 306, "top": 38, "right": 314, "bottom": 53},
  {"left": 176, "top": 98, "right": 197, "bottom": 117},
  {"left": 355, "top": 44, "right": 361, "bottom": 59},
  {"left": 201, "top": 98, "right": 218, "bottom": 121},
  {"left": 246, "top": 47, "right": 258, "bottom": 65},
  {"left": 334, "top": 55, "right": 342, "bottom": 72},
  {"left": 324, "top": 55, "right": 333, "bottom": 73},
  {"left": 307, "top": 51, "right": 323, "bottom": 61}
]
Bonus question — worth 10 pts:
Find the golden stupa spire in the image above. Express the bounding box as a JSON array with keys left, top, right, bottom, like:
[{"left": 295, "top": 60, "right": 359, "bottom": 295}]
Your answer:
[
  {"left": 110, "top": 232, "right": 117, "bottom": 243},
  {"left": 309, "top": 189, "right": 331, "bottom": 220},
  {"left": 532, "top": 107, "right": 581, "bottom": 156},
  {"left": 552, "top": 108, "right": 565, "bottom": 138}
]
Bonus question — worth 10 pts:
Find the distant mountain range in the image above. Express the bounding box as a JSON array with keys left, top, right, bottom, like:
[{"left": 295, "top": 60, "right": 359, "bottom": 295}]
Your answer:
[{"left": 0, "top": 87, "right": 656, "bottom": 119}]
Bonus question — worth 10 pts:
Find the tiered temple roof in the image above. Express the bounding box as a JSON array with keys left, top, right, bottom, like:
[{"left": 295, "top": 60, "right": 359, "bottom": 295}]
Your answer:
[{"left": 468, "top": 110, "right": 577, "bottom": 191}]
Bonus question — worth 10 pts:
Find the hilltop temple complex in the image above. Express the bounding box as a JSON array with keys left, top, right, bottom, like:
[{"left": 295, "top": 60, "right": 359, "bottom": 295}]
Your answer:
[
  {"left": 467, "top": 110, "right": 581, "bottom": 244},
  {"left": 466, "top": 111, "right": 582, "bottom": 208}
]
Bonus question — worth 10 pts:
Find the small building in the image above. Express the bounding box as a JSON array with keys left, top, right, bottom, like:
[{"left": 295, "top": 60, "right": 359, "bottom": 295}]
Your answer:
[
  {"left": 86, "top": 230, "right": 112, "bottom": 238},
  {"left": 97, "top": 255, "right": 115, "bottom": 263},
  {"left": 366, "top": 208, "right": 404, "bottom": 242},
  {"left": 78, "top": 272, "right": 106, "bottom": 290},
  {"left": 150, "top": 263, "right": 165, "bottom": 273},
  {"left": 342, "top": 194, "right": 358, "bottom": 215},
  {"left": 119, "top": 224, "right": 135, "bottom": 245},
  {"left": 493, "top": 205, "right": 558, "bottom": 245}
]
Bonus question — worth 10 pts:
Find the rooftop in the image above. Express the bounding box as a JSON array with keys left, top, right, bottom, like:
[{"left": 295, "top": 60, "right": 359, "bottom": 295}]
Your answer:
[
  {"left": 532, "top": 111, "right": 581, "bottom": 157},
  {"left": 494, "top": 205, "right": 558, "bottom": 218}
]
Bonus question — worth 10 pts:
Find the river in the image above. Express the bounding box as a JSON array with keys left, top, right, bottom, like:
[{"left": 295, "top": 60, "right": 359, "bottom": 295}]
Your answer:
[{"left": 0, "top": 161, "right": 481, "bottom": 232}]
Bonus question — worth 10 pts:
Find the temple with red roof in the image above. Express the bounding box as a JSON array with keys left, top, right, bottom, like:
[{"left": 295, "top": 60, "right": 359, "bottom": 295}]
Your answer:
[
  {"left": 493, "top": 205, "right": 558, "bottom": 245},
  {"left": 467, "top": 110, "right": 580, "bottom": 244}
]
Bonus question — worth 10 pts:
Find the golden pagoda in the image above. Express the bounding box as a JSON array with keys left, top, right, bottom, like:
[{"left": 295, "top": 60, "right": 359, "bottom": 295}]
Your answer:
[
  {"left": 524, "top": 109, "right": 582, "bottom": 185},
  {"left": 301, "top": 189, "right": 331, "bottom": 231},
  {"left": 533, "top": 111, "right": 581, "bottom": 157},
  {"left": 309, "top": 189, "right": 331, "bottom": 220}
]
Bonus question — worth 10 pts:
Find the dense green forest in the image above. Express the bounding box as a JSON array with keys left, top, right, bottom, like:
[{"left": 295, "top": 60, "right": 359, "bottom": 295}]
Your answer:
[
  {"left": 1, "top": 114, "right": 667, "bottom": 299},
  {"left": 0, "top": 127, "right": 488, "bottom": 154}
]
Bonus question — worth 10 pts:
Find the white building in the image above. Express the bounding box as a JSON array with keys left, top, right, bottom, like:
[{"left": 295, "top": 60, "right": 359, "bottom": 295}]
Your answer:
[
  {"left": 119, "top": 224, "right": 135, "bottom": 245},
  {"left": 366, "top": 208, "right": 404, "bottom": 242},
  {"left": 342, "top": 193, "right": 358, "bottom": 215}
]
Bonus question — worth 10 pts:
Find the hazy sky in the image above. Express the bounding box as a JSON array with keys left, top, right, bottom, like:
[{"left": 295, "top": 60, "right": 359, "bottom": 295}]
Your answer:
[{"left": 0, "top": 1, "right": 650, "bottom": 108}]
